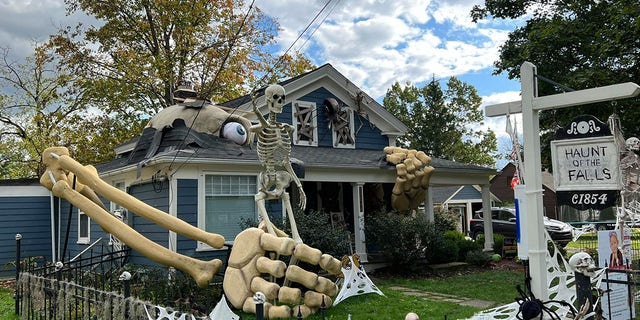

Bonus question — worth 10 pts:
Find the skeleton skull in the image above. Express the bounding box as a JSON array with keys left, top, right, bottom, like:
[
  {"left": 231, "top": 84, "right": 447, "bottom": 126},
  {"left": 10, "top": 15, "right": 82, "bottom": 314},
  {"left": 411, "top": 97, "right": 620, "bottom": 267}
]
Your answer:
[
  {"left": 569, "top": 252, "right": 597, "bottom": 277},
  {"left": 626, "top": 137, "right": 640, "bottom": 151},
  {"left": 265, "top": 84, "right": 286, "bottom": 113}
]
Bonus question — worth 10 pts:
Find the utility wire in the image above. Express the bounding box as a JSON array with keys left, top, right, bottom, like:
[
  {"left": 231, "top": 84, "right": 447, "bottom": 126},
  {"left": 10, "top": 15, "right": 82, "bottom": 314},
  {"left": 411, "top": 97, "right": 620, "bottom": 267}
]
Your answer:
[
  {"left": 167, "top": 0, "right": 336, "bottom": 175},
  {"left": 166, "top": 0, "right": 256, "bottom": 173}
]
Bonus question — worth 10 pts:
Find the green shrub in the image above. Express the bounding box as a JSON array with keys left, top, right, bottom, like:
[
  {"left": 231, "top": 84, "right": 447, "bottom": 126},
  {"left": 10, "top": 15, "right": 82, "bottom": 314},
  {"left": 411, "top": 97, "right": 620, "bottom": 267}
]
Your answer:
[
  {"left": 429, "top": 234, "right": 460, "bottom": 264},
  {"left": 434, "top": 207, "right": 458, "bottom": 232},
  {"left": 365, "top": 211, "right": 436, "bottom": 268},
  {"left": 239, "top": 209, "right": 352, "bottom": 258},
  {"left": 493, "top": 234, "right": 505, "bottom": 253},
  {"left": 465, "top": 249, "right": 492, "bottom": 266},
  {"left": 457, "top": 238, "right": 482, "bottom": 261}
]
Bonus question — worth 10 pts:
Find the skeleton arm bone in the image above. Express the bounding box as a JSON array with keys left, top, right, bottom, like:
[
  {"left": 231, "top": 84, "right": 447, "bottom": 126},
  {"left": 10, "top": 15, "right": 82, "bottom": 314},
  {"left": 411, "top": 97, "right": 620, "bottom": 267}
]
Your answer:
[
  {"left": 43, "top": 147, "right": 224, "bottom": 249},
  {"left": 50, "top": 179, "right": 221, "bottom": 288},
  {"left": 283, "top": 160, "right": 306, "bottom": 210},
  {"left": 252, "top": 94, "right": 270, "bottom": 128}
]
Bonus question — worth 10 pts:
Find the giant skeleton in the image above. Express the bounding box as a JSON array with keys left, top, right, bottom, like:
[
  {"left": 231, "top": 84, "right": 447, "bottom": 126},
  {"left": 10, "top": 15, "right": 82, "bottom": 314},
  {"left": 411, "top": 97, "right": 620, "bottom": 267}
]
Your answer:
[
  {"left": 36, "top": 84, "right": 391, "bottom": 317},
  {"left": 251, "top": 84, "right": 306, "bottom": 244}
]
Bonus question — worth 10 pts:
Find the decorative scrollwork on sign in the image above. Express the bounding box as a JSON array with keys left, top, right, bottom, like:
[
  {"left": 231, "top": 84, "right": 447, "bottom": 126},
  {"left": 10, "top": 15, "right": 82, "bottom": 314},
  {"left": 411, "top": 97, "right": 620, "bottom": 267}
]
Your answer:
[{"left": 566, "top": 120, "right": 601, "bottom": 135}]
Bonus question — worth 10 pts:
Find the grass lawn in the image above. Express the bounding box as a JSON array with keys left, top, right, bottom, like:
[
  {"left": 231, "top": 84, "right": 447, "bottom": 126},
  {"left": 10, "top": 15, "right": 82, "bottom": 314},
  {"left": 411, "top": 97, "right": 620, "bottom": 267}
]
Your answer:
[{"left": 1, "top": 264, "right": 524, "bottom": 320}]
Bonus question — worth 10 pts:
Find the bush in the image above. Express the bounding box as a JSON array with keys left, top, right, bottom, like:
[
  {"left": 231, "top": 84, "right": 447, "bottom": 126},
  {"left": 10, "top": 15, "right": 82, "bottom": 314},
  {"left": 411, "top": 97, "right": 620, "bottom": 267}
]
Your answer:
[
  {"left": 365, "top": 211, "right": 436, "bottom": 268},
  {"left": 239, "top": 209, "right": 352, "bottom": 258},
  {"left": 465, "top": 249, "right": 492, "bottom": 266},
  {"left": 493, "top": 234, "right": 505, "bottom": 253},
  {"left": 457, "top": 237, "right": 482, "bottom": 261},
  {"left": 429, "top": 233, "right": 460, "bottom": 264}
]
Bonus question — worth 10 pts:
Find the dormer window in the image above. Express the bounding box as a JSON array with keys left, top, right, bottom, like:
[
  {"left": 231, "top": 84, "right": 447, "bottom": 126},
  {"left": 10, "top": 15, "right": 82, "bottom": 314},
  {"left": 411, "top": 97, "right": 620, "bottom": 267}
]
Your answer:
[{"left": 292, "top": 100, "right": 318, "bottom": 146}]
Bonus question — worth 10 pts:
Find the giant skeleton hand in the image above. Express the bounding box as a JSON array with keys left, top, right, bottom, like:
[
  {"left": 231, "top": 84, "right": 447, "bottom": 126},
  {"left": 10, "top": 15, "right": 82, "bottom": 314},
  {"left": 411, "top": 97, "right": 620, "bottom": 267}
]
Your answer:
[
  {"left": 384, "top": 147, "right": 434, "bottom": 211},
  {"left": 224, "top": 228, "right": 343, "bottom": 319},
  {"left": 39, "top": 147, "right": 224, "bottom": 288}
]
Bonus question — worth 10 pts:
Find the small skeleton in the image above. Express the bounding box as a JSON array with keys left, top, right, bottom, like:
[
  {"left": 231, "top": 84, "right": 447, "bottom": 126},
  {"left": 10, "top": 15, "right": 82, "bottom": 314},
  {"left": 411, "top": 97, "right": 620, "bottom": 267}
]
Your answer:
[{"left": 251, "top": 84, "right": 306, "bottom": 244}]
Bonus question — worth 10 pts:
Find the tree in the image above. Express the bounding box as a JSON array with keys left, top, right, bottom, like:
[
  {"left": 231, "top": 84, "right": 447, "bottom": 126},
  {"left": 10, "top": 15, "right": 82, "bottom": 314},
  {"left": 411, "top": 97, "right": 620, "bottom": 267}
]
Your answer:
[
  {"left": 0, "top": 45, "right": 134, "bottom": 178},
  {"left": 0, "top": 0, "right": 317, "bottom": 179},
  {"left": 472, "top": 0, "right": 640, "bottom": 169},
  {"left": 51, "top": 0, "right": 313, "bottom": 111},
  {"left": 383, "top": 77, "right": 497, "bottom": 167}
]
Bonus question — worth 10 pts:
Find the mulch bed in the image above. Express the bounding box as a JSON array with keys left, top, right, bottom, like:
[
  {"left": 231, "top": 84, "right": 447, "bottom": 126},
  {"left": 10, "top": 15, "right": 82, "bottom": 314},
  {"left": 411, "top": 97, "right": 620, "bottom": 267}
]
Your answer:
[{"left": 0, "top": 279, "right": 15, "bottom": 290}]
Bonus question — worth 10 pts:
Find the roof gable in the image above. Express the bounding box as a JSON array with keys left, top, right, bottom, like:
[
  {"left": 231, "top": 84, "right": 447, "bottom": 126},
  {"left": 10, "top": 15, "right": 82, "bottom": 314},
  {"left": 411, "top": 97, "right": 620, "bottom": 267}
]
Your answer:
[{"left": 225, "top": 64, "right": 408, "bottom": 136}]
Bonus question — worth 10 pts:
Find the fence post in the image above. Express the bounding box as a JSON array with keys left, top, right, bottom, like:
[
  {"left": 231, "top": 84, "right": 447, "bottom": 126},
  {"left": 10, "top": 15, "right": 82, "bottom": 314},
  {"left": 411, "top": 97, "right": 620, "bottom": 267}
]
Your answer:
[
  {"left": 14, "top": 234, "right": 21, "bottom": 315},
  {"left": 574, "top": 271, "right": 593, "bottom": 319},
  {"left": 253, "top": 292, "right": 265, "bottom": 320}
]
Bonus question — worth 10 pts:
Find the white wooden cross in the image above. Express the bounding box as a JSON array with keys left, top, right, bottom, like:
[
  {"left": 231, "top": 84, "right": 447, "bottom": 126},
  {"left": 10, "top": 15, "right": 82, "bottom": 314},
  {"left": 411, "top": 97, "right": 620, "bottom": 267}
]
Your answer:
[{"left": 484, "top": 61, "right": 640, "bottom": 299}]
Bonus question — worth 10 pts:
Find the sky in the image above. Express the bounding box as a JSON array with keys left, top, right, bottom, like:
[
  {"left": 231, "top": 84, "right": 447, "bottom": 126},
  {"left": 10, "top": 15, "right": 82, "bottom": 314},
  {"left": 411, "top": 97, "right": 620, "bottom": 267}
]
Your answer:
[{"left": 0, "top": 0, "right": 526, "bottom": 169}]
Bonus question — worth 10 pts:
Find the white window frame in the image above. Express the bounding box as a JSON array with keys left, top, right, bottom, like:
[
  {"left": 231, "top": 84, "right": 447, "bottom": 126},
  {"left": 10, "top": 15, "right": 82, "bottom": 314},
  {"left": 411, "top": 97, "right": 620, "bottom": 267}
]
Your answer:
[
  {"left": 331, "top": 107, "right": 356, "bottom": 149},
  {"left": 197, "top": 172, "right": 258, "bottom": 251},
  {"left": 110, "top": 180, "right": 126, "bottom": 214},
  {"left": 292, "top": 100, "right": 318, "bottom": 146},
  {"left": 77, "top": 210, "right": 90, "bottom": 244}
]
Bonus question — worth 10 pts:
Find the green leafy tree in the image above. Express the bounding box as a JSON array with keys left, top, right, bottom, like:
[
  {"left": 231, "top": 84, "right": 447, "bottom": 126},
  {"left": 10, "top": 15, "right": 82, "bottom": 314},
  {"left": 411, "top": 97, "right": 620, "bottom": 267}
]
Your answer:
[
  {"left": 472, "top": 0, "right": 640, "bottom": 169},
  {"left": 51, "top": 0, "right": 313, "bottom": 112},
  {"left": 0, "top": 0, "right": 315, "bottom": 179},
  {"left": 383, "top": 77, "right": 497, "bottom": 167},
  {"left": 0, "top": 45, "right": 133, "bottom": 178}
]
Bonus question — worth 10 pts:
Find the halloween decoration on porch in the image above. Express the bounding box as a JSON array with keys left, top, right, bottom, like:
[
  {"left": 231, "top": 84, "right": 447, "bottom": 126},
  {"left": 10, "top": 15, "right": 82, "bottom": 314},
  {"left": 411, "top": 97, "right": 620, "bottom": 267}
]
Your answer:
[
  {"left": 40, "top": 146, "right": 224, "bottom": 288},
  {"left": 251, "top": 84, "right": 306, "bottom": 244},
  {"left": 383, "top": 146, "right": 434, "bottom": 211},
  {"left": 223, "top": 227, "right": 342, "bottom": 318}
]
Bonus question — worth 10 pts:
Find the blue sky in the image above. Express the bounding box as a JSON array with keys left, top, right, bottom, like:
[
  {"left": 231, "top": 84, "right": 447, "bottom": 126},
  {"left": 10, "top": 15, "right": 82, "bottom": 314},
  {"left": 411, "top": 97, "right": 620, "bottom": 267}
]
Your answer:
[{"left": 0, "top": 0, "right": 526, "bottom": 168}]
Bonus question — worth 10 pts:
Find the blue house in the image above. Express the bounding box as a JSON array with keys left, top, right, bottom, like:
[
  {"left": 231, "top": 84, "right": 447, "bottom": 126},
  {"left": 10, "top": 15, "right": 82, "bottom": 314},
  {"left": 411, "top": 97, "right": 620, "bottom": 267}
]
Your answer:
[{"left": 1, "top": 64, "right": 496, "bottom": 276}]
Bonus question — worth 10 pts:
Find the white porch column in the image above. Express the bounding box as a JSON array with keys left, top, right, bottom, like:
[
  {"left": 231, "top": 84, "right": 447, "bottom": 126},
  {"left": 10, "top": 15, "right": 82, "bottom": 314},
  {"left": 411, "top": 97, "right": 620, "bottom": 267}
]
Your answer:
[
  {"left": 481, "top": 184, "right": 494, "bottom": 251},
  {"left": 351, "top": 182, "right": 367, "bottom": 262},
  {"left": 168, "top": 176, "right": 177, "bottom": 253},
  {"left": 425, "top": 186, "right": 434, "bottom": 222}
]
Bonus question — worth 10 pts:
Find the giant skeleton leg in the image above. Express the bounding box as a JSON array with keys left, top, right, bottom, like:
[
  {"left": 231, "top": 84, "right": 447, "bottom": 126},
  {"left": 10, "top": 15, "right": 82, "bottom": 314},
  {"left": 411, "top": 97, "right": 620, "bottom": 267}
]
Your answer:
[{"left": 40, "top": 147, "right": 223, "bottom": 287}]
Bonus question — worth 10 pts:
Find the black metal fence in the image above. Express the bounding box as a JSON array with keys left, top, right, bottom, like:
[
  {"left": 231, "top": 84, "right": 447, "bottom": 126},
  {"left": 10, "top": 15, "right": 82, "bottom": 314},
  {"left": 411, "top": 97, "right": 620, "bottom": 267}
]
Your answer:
[{"left": 14, "top": 235, "right": 221, "bottom": 320}]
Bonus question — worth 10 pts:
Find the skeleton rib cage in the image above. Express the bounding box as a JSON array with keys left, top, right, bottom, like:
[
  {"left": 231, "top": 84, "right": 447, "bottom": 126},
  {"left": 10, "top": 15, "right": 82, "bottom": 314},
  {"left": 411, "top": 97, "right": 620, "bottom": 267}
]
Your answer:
[{"left": 256, "top": 126, "right": 292, "bottom": 172}]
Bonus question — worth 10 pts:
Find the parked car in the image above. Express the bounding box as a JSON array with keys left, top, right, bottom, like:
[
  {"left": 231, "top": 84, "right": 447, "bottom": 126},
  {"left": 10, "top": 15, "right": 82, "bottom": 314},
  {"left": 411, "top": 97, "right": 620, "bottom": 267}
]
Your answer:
[{"left": 470, "top": 207, "right": 573, "bottom": 246}]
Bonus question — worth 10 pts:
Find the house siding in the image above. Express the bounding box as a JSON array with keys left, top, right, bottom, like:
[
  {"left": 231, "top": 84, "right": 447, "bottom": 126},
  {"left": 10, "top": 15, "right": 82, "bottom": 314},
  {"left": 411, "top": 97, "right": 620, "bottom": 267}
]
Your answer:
[
  {"left": 277, "top": 87, "right": 388, "bottom": 151},
  {"left": 455, "top": 186, "right": 482, "bottom": 200},
  {"left": 128, "top": 182, "right": 169, "bottom": 267},
  {"left": 0, "top": 194, "right": 53, "bottom": 277}
]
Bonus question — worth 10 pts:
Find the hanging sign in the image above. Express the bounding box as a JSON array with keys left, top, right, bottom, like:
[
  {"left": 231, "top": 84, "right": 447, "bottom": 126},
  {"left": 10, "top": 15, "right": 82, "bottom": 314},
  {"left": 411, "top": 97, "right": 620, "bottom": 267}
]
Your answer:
[{"left": 551, "top": 115, "right": 621, "bottom": 210}]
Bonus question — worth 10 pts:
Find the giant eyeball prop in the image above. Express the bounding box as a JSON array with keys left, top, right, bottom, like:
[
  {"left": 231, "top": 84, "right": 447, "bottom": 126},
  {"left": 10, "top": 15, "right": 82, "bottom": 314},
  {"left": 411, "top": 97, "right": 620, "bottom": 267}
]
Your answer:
[{"left": 222, "top": 122, "right": 248, "bottom": 145}]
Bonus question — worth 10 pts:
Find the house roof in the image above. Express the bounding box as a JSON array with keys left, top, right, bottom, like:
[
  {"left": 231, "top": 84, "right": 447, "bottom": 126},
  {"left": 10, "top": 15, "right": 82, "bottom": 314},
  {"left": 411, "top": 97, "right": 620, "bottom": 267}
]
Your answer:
[
  {"left": 96, "top": 121, "right": 494, "bottom": 177},
  {"left": 97, "top": 63, "right": 495, "bottom": 184}
]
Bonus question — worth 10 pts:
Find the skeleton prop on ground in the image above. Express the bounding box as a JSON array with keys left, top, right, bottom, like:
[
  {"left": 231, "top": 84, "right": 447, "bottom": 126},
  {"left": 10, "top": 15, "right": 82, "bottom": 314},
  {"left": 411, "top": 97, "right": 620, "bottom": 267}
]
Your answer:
[
  {"left": 223, "top": 227, "right": 342, "bottom": 319},
  {"left": 251, "top": 84, "right": 306, "bottom": 244},
  {"left": 39, "top": 147, "right": 224, "bottom": 288},
  {"left": 384, "top": 146, "right": 434, "bottom": 211}
]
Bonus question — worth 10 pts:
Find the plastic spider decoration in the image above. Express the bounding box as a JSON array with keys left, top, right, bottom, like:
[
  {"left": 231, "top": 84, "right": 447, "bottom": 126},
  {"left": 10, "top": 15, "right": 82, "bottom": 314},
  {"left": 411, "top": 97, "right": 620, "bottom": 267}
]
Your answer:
[{"left": 515, "top": 280, "right": 577, "bottom": 320}]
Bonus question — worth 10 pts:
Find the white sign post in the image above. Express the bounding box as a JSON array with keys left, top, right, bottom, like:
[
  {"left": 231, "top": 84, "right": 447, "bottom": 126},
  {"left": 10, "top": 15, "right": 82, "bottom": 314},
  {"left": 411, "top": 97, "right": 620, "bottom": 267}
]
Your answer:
[{"left": 484, "top": 61, "right": 640, "bottom": 299}]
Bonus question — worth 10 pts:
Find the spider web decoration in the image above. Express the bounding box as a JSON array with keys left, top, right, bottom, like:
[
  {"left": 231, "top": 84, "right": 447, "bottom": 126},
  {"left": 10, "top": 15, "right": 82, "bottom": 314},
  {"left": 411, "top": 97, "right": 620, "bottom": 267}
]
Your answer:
[
  {"left": 468, "top": 231, "right": 606, "bottom": 319},
  {"left": 208, "top": 294, "right": 240, "bottom": 320},
  {"left": 333, "top": 255, "right": 385, "bottom": 305}
]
